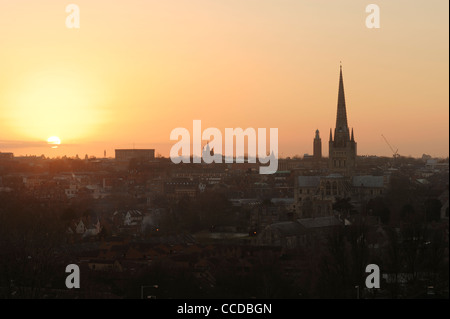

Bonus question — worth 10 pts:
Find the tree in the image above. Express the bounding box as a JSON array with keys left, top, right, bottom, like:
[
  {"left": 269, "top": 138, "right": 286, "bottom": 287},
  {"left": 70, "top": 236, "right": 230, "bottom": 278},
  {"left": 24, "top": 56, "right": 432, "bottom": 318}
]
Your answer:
[
  {"left": 424, "top": 198, "right": 442, "bottom": 223},
  {"left": 423, "top": 226, "right": 447, "bottom": 289},
  {"left": 384, "top": 228, "right": 402, "bottom": 298},
  {"left": 317, "top": 227, "right": 351, "bottom": 298},
  {"left": 333, "top": 197, "right": 356, "bottom": 218},
  {"left": 0, "top": 193, "right": 68, "bottom": 298},
  {"left": 61, "top": 208, "right": 77, "bottom": 221},
  {"left": 348, "top": 223, "right": 370, "bottom": 292},
  {"left": 367, "top": 197, "right": 391, "bottom": 224},
  {"left": 400, "top": 204, "right": 416, "bottom": 223},
  {"left": 400, "top": 220, "right": 426, "bottom": 281}
]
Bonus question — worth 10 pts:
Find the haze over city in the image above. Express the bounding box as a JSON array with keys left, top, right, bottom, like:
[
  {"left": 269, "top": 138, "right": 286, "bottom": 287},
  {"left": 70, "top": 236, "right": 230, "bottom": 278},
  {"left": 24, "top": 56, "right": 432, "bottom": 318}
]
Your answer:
[{"left": 0, "top": 0, "right": 448, "bottom": 159}]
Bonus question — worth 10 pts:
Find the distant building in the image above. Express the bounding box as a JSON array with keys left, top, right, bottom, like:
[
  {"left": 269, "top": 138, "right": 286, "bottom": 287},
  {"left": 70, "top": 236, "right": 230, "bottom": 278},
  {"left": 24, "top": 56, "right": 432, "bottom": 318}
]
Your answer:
[
  {"left": 352, "top": 175, "right": 385, "bottom": 199},
  {"left": 67, "top": 218, "right": 102, "bottom": 237},
  {"left": 115, "top": 149, "right": 155, "bottom": 162},
  {"left": 425, "top": 159, "right": 449, "bottom": 172},
  {"left": 0, "top": 152, "right": 14, "bottom": 160},
  {"left": 124, "top": 210, "right": 143, "bottom": 226},
  {"left": 328, "top": 65, "right": 357, "bottom": 175},
  {"left": 294, "top": 174, "right": 385, "bottom": 219},
  {"left": 294, "top": 65, "right": 384, "bottom": 218},
  {"left": 164, "top": 178, "right": 198, "bottom": 200},
  {"left": 256, "top": 216, "right": 343, "bottom": 248},
  {"left": 313, "top": 129, "right": 322, "bottom": 159}
]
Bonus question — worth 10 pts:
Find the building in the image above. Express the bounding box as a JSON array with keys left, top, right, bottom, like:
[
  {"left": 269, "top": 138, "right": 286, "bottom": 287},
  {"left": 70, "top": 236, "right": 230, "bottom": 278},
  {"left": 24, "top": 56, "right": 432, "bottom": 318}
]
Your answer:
[
  {"left": 313, "top": 129, "right": 322, "bottom": 159},
  {"left": 115, "top": 149, "right": 155, "bottom": 162},
  {"left": 0, "top": 152, "right": 14, "bottom": 160},
  {"left": 294, "top": 65, "right": 385, "bottom": 218},
  {"left": 164, "top": 178, "right": 199, "bottom": 200},
  {"left": 256, "top": 216, "right": 343, "bottom": 249},
  {"left": 123, "top": 210, "right": 144, "bottom": 226},
  {"left": 295, "top": 174, "right": 347, "bottom": 218},
  {"left": 328, "top": 65, "right": 357, "bottom": 175},
  {"left": 352, "top": 175, "right": 385, "bottom": 200}
]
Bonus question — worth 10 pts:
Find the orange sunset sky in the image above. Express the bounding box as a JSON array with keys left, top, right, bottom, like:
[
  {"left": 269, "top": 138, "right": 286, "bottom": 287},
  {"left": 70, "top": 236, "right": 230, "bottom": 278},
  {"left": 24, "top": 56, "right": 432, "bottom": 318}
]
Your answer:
[{"left": 0, "top": 0, "right": 448, "bottom": 159}]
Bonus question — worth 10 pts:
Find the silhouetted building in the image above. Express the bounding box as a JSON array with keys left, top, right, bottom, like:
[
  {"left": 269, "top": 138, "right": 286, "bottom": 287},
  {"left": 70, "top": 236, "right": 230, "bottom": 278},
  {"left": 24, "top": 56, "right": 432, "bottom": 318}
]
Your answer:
[
  {"left": 0, "top": 152, "right": 14, "bottom": 160},
  {"left": 115, "top": 149, "right": 155, "bottom": 162},
  {"left": 294, "top": 65, "right": 384, "bottom": 219},
  {"left": 313, "top": 129, "right": 322, "bottom": 159},
  {"left": 328, "top": 65, "right": 357, "bottom": 175}
]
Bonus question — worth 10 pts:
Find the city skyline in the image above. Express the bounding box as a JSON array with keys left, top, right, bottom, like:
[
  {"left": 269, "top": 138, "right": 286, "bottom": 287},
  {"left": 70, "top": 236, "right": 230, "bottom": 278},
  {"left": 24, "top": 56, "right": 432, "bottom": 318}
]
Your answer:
[
  {"left": 0, "top": 1, "right": 448, "bottom": 301},
  {"left": 0, "top": 1, "right": 448, "bottom": 159}
]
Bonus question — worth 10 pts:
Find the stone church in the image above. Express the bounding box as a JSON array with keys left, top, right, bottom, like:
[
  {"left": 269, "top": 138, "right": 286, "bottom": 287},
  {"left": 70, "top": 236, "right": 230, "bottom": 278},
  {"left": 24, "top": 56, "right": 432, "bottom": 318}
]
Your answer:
[
  {"left": 328, "top": 65, "right": 357, "bottom": 175},
  {"left": 294, "top": 66, "right": 384, "bottom": 219}
]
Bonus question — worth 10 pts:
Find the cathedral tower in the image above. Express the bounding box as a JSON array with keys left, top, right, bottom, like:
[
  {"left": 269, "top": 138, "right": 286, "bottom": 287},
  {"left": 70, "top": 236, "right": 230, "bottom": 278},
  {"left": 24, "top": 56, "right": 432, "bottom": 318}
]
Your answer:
[{"left": 328, "top": 65, "right": 357, "bottom": 175}]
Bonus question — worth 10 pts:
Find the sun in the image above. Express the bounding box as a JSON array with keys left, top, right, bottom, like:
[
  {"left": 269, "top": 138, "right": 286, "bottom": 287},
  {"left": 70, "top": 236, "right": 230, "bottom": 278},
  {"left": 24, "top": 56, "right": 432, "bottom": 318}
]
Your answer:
[
  {"left": 2, "top": 66, "right": 110, "bottom": 142},
  {"left": 47, "top": 136, "right": 61, "bottom": 149}
]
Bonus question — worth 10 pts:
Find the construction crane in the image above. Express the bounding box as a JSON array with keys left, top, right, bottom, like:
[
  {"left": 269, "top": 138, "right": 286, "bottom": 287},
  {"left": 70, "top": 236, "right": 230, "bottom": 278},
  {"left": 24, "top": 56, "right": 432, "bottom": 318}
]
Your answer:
[{"left": 381, "top": 134, "right": 399, "bottom": 159}]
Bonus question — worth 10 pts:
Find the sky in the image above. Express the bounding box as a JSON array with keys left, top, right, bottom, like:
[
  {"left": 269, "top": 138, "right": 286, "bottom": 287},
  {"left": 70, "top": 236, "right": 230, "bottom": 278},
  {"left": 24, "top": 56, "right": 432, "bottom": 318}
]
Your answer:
[{"left": 0, "top": 0, "right": 448, "bottom": 159}]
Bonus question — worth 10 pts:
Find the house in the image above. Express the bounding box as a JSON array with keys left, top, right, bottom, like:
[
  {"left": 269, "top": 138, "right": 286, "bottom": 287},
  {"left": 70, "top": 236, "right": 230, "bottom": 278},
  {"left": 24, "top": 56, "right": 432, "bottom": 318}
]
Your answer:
[
  {"left": 67, "top": 218, "right": 102, "bottom": 237},
  {"left": 66, "top": 219, "right": 86, "bottom": 235},
  {"left": 352, "top": 176, "right": 385, "bottom": 199},
  {"left": 271, "top": 198, "right": 295, "bottom": 212},
  {"left": 297, "top": 216, "right": 343, "bottom": 246},
  {"left": 65, "top": 184, "right": 79, "bottom": 199},
  {"left": 84, "top": 220, "right": 102, "bottom": 237},
  {"left": 257, "top": 221, "right": 305, "bottom": 249},
  {"left": 124, "top": 210, "right": 143, "bottom": 226},
  {"left": 256, "top": 216, "right": 343, "bottom": 249}
]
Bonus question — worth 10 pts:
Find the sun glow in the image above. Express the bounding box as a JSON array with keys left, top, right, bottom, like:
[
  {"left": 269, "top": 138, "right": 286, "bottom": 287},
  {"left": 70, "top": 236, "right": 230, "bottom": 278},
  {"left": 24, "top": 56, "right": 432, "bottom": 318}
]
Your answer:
[
  {"left": 3, "top": 68, "right": 110, "bottom": 142},
  {"left": 47, "top": 136, "right": 61, "bottom": 148}
]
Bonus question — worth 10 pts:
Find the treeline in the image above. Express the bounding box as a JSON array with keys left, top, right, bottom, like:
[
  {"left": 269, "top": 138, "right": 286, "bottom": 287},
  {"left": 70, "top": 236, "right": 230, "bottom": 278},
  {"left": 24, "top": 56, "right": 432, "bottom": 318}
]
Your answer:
[{"left": 0, "top": 192, "right": 70, "bottom": 298}]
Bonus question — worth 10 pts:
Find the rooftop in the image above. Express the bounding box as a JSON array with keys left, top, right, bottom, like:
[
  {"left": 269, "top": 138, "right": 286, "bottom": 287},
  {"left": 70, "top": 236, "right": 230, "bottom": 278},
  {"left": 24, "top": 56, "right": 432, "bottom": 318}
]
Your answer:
[{"left": 297, "top": 216, "right": 342, "bottom": 228}]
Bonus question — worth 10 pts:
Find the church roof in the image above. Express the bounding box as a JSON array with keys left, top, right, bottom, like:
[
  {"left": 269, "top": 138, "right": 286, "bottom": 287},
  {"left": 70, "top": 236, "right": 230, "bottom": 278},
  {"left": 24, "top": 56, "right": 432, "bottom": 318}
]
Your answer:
[
  {"left": 297, "top": 176, "right": 321, "bottom": 187},
  {"left": 326, "top": 173, "right": 344, "bottom": 178},
  {"left": 297, "top": 216, "right": 342, "bottom": 228},
  {"left": 352, "top": 176, "right": 384, "bottom": 188},
  {"left": 265, "top": 221, "right": 305, "bottom": 237}
]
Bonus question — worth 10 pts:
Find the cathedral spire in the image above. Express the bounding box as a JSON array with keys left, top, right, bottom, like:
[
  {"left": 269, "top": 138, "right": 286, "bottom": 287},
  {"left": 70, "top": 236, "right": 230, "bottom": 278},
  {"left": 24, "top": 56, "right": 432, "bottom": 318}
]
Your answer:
[
  {"left": 328, "top": 64, "right": 357, "bottom": 175},
  {"left": 336, "top": 64, "right": 349, "bottom": 133}
]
